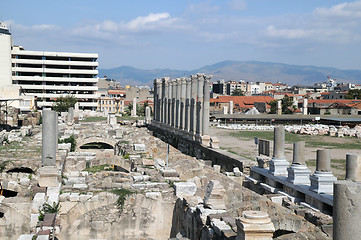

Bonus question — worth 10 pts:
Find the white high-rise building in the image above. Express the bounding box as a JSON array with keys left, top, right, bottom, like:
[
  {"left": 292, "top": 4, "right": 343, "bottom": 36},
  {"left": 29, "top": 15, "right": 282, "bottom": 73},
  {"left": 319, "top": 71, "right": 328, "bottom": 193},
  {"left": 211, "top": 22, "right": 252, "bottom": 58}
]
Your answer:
[{"left": 0, "top": 22, "right": 99, "bottom": 111}]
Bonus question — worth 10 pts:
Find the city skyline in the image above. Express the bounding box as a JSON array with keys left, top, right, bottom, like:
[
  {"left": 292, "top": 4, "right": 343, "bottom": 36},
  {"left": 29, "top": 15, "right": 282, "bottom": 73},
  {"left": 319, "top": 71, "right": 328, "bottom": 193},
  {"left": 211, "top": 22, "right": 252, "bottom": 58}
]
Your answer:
[{"left": 2, "top": 0, "right": 361, "bottom": 70}]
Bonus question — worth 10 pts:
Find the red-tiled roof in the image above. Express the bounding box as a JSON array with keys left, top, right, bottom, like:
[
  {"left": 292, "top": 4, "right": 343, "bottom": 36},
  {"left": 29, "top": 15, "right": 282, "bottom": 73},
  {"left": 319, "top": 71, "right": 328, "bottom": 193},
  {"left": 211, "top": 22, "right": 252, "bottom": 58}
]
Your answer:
[{"left": 211, "top": 96, "right": 275, "bottom": 109}]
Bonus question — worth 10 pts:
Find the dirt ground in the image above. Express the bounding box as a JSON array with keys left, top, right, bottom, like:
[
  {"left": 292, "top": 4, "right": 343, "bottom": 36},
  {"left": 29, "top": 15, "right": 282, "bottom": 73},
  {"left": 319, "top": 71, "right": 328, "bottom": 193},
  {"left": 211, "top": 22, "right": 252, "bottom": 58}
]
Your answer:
[{"left": 209, "top": 126, "right": 361, "bottom": 179}]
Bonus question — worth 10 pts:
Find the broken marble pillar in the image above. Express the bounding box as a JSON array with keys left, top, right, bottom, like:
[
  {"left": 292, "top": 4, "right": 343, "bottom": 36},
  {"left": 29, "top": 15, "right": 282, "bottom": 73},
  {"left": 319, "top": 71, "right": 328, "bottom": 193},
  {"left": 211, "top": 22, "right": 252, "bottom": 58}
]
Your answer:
[
  {"left": 236, "top": 211, "right": 275, "bottom": 240},
  {"left": 303, "top": 98, "right": 308, "bottom": 115},
  {"left": 229, "top": 101, "right": 233, "bottom": 114},
  {"left": 74, "top": 102, "right": 80, "bottom": 123},
  {"left": 277, "top": 100, "right": 282, "bottom": 115},
  {"left": 42, "top": 110, "right": 57, "bottom": 166},
  {"left": 333, "top": 155, "right": 361, "bottom": 240},
  {"left": 269, "top": 126, "right": 289, "bottom": 176},
  {"left": 131, "top": 98, "right": 137, "bottom": 117},
  {"left": 223, "top": 106, "right": 228, "bottom": 115},
  {"left": 145, "top": 106, "right": 151, "bottom": 124},
  {"left": 287, "top": 141, "right": 311, "bottom": 185},
  {"left": 203, "top": 180, "right": 226, "bottom": 210},
  {"left": 309, "top": 149, "right": 337, "bottom": 194},
  {"left": 346, "top": 154, "right": 361, "bottom": 181},
  {"left": 67, "top": 107, "right": 74, "bottom": 123},
  {"left": 108, "top": 113, "right": 117, "bottom": 125},
  {"left": 174, "top": 181, "right": 197, "bottom": 198}
]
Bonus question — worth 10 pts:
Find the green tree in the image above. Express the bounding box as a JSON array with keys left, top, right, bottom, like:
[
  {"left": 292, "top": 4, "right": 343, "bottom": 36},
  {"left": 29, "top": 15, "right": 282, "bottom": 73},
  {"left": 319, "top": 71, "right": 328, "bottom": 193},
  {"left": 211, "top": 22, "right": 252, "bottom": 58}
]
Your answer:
[
  {"left": 231, "top": 88, "right": 244, "bottom": 96},
  {"left": 269, "top": 96, "right": 294, "bottom": 114},
  {"left": 52, "top": 95, "right": 77, "bottom": 113},
  {"left": 345, "top": 89, "right": 361, "bottom": 99}
]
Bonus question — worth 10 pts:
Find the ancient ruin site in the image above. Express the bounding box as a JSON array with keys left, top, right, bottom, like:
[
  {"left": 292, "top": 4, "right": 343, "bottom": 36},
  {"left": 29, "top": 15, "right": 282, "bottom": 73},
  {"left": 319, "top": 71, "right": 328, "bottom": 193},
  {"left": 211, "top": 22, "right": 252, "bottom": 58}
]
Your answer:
[{"left": 0, "top": 74, "right": 360, "bottom": 240}]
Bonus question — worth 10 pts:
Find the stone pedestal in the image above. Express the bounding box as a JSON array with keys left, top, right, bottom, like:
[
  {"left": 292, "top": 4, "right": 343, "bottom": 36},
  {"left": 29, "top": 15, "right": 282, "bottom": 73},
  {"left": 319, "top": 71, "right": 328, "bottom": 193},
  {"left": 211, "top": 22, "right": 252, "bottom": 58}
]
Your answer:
[
  {"left": 287, "top": 164, "right": 311, "bottom": 185},
  {"left": 236, "top": 211, "right": 275, "bottom": 240},
  {"left": 309, "top": 171, "right": 337, "bottom": 194},
  {"left": 201, "top": 135, "right": 211, "bottom": 147},
  {"left": 204, "top": 180, "right": 226, "bottom": 210},
  {"left": 38, "top": 166, "right": 59, "bottom": 187},
  {"left": 287, "top": 141, "right": 311, "bottom": 185},
  {"left": 269, "top": 160, "right": 289, "bottom": 176}
]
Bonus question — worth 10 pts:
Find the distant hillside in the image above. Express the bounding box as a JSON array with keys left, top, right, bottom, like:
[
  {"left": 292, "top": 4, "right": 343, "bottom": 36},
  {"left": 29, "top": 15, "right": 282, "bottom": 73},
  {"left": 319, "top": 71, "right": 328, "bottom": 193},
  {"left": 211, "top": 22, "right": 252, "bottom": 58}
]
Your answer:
[{"left": 98, "top": 61, "right": 361, "bottom": 86}]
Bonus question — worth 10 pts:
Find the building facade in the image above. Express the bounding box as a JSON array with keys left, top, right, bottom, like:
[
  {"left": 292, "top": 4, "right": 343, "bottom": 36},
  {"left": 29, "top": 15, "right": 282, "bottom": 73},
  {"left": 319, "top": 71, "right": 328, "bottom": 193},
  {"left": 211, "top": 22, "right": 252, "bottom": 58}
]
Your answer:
[{"left": 0, "top": 23, "right": 99, "bottom": 111}]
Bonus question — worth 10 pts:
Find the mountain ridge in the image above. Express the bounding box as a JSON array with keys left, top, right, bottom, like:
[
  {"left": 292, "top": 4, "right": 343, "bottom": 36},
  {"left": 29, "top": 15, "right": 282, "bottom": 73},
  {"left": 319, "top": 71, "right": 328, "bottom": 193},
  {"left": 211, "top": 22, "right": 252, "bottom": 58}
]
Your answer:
[{"left": 98, "top": 61, "right": 361, "bottom": 86}]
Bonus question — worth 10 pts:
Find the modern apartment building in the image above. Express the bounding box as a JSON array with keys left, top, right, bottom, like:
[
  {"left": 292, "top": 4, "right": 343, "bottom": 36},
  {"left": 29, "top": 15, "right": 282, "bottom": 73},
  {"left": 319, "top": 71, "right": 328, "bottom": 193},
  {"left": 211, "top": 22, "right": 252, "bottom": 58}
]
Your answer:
[{"left": 0, "top": 22, "right": 99, "bottom": 111}]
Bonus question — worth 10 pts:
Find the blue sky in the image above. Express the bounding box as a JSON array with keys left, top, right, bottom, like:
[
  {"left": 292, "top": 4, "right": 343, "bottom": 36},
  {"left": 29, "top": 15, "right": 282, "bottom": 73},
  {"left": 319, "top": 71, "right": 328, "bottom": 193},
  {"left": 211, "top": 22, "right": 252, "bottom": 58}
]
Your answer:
[{"left": 2, "top": 0, "right": 361, "bottom": 70}]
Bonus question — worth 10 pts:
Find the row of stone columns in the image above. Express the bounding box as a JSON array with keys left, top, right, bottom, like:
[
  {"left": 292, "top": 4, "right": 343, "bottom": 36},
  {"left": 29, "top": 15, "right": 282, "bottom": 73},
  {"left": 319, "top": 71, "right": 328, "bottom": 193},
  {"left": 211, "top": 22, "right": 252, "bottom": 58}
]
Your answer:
[
  {"left": 269, "top": 126, "right": 337, "bottom": 194},
  {"left": 153, "top": 74, "right": 212, "bottom": 145}
]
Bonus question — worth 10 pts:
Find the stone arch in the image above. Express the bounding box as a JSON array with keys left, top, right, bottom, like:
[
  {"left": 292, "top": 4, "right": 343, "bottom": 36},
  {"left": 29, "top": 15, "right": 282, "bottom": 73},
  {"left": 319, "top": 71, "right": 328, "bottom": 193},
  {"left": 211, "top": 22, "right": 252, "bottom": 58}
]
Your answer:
[{"left": 76, "top": 137, "right": 118, "bottom": 151}]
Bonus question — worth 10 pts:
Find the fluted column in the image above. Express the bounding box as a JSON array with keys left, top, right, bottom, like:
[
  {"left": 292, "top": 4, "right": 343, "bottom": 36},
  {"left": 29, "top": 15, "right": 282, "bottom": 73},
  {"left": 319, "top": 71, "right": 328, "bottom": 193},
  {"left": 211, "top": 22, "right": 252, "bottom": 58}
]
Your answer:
[
  {"left": 156, "top": 78, "right": 162, "bottom": 123},
  {"left": 196, "top": 74, "right": 204, "bottom": 139},
  {"left": 175, "top": 78, "right": 181, "bottom": 129},
  {"left": 167, "top": 79, "right": 172, "bottom": 125},
  {"left": 171, "top": 79, "right": 176, "bottom": 128},
  {"left": 180, "top": 77, "right": 186, "bottom": 130},
  {"left": 162, "top": 77, "right": 169, "bottom": 125},
  {"left": 153, "top": 79, "right": 158, "bottom": 122},
  {"left": 202, "top": 75, "right": 211, "bottom": 136},
  {"left": 190, "top": 75, "right": 197, "bottom": 136},
  {"left": 185, "top": 78, "right": 191, "bottom": 133}
]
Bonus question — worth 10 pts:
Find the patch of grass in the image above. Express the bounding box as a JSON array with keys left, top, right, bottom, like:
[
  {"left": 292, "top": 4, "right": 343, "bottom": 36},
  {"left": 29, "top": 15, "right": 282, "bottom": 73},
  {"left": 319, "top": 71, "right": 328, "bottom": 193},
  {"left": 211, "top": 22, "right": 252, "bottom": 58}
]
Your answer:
[
  {"left": 80, "top": 117, "right": 107, "bottom": 122},
  {"left": 229, "top": 130, "right": 361, "bottom": 149},
  {"left": 82, "top": 164, "right": 113, "bottom": 173},
  {"left": 305, "top": 159, "right": 316, "bottom": 167},
  {"left": 59, "top": 135, "right": 76, "bottom": 152},
  {"left": 38, "top": 202, "right": 60, "bottom": 221},
  {"left": 110, "top": 188, "right": 135, "bottom": 212},
  {"left": 117, "top": 116, "right": 139, "bottom": 121},
  {"left": 0, "top": 160, "right": 13, "bottom": 172}
]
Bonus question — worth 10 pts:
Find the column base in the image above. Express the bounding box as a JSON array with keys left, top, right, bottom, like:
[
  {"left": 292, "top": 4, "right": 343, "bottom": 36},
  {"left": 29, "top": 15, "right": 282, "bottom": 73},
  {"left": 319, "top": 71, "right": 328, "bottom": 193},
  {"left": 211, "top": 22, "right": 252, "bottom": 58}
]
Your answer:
[
  {"left": 269, "top": 158, "right": 289, "bottom": 176},
  {"left": 309, "top": 171, "right": 337, "bottom": 194},
  {"left": 201, "top": 135, "right": 211, "bottom": 147},
  {"left": 38, "top": 166, "right": 60, "bottom": 187},
  {"left": 287, "top": 164, "right": 311, "bottom": 185},
  {"left": 195, "top": 133, "right": 202, "bottom": 143}
]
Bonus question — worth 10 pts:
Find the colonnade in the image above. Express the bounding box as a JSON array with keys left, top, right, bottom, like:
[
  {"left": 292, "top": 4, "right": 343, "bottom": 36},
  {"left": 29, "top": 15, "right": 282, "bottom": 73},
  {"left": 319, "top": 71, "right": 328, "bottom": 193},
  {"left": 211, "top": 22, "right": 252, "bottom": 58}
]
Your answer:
[{"left": 153, "top": 74, "right": 211, "bottom": 145}]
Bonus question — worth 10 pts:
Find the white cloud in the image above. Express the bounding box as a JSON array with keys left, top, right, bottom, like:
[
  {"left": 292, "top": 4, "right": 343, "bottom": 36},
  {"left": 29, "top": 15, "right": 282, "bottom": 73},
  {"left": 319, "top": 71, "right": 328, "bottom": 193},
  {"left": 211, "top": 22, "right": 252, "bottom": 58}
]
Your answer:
[
  {"left": 126, "top": 12, "right": 175, "bottom": 31},
  {"left": 266, "top": 25, "right": 312, "bottom": 39},
  {"left": 314, "top": 1, "right": 361, "bottom": 18},
  {"left": 228, "top": 0, "right": 247, "bottom": 11}
]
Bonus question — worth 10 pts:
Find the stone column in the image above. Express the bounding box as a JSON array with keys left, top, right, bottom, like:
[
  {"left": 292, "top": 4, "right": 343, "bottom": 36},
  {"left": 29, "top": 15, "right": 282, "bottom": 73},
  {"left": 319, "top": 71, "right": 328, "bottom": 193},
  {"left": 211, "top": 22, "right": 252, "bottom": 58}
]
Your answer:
[
  {"left": 269, "top": 126, "right": 289, "bottom": 176},
  {"left": 223, "top": 106, "right": 228, "bottom": 115},
  {"left": 277, "top": 100, "right": 282, "bottom": 115},
  {"left": 236, "top": 211, "right": 275, "bottom": 240},
  {"left": 145, "top": 106, "right": 151, "bottom": 124},
  {"left": 168, "top": 79, "right": 172, "bottom": 126},
  {"left": 346, "top": 154, "right": 361, "bottom": 181},
  {"left": 229, "top": 101, "right": 233, "bottom": 115},
  {"left": 171, "top": 80, "right": 176, "bottom": 128},
  {"left": 180, "top": 78, "right": 186, "bottom": 131},
  {"left": 175, "top": 78, "right": 181, "bottom": 129},
  {"left": 74, "top": 102, "right": 80, "bottom": 123},
  {"left": 153, "top": 79, "right": 158, "bottom": 122},
  {"left": 190, "top": 75, "right": 197, "bottom": 138},
  {"left": 162, "top": 77, "right": 169, "bottom": 125},
  {"left": 39, "top": 109, "right": 59, "bottom": 187},
  {"left": 287, "top": 141, "right": 311, "bottom": 185},
  {"left": 42, "top": 110, "right": 57, "bottom": 166},
  {"left": 185, "top": 78, "right": 191, "bottom": 133},
  {"left": 67, "top": 107, "right": 74, "bottom": 123},
  {"left": 131, "top": 98, "right": 137, "bottom": 117},
  {"left": 201, "top": 75, "right": 211, "bottom": 146},
  {"left": 156, "top": 78, "right": 162, "bottom": 123},
  {"left": 309, "top": 149, "right": 337, "bottom": 194},
  {"left": 196, "top": 74, "right": 204, "bottom": 141},
  {"left": 303, "top": 98, "right": 308, "bottom": 115},
  {"left": 333, "top": 154, "right": 361, "bottom": 240}
]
